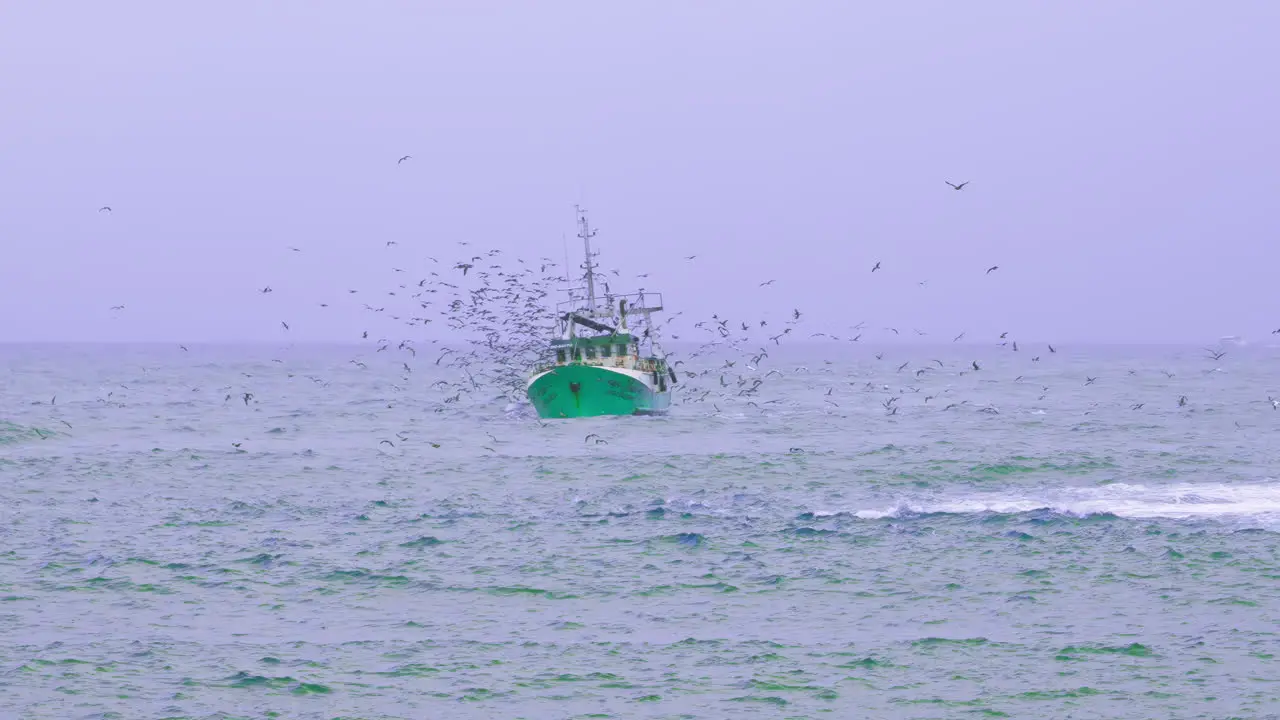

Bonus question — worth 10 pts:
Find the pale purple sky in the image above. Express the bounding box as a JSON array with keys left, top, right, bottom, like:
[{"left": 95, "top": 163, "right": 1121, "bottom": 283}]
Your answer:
[{"left": 1, "top": 2, "right": 1277, "bottom": 344}]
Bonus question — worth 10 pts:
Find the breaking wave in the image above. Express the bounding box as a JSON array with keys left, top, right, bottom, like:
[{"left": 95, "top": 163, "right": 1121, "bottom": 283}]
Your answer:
[{"left": 841, "top": 482, "right": 1280, "bottom": 523}]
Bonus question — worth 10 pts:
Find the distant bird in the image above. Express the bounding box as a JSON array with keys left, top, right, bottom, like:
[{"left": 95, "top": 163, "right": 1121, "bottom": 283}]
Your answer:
[
  {"left": 260, "top": 286, "right": 272, "bottom": 294},
  {"left": 386, "top": 241, "right": 397, "bottom": 247},
  {"left": 999, "top": 332, "right": 1008, "bottom": 339},
  {"left": 945, "top": 181, "right": 969, "bottom": 190},
  {"left": 1048, "top": 344, "right": 1056, "bottom": 353},
  {"left": 288, "top": 246, "right": 301, "bottom": 252},
  {"left": 179, "top": 345, "right": 188, "bottom": 351},
  {"left": 1085, "top": 376, "right": 1097, "bottom": 385},
  {"left": 871, "top": 262, "right": 881, "bottom": 272},
  {"left": 1204, "top": 348, "right": 1226, "bottom": 361},
  {"left": 281, "top": 321, "right": 289, "bottom": 331},
  {"left": 109, "top": 305, "right": 124, "bottom": 311},
  {"left": 971, "top": 360, "right": 980, "bottom": 371},
  {"left": 684, "top": 255, "right": 696, "bottom": 260},
  {"left": 397, "top": 155, "right": 412, "bottom": 164},
  {"left": 242, "top": 392, "right": 253, "bottom": 405},
  {"left": 986, "top": 265, "right": 999, "bottom": 274},
  {"left": 98, "top": 206, "right": 112, "bottom": 213},
  {"left": 1178, "top": 395, "right": 1188, "bottom": 407},
  {"left": 759, "top": 279, "right": 775, "bottom": 286},
  {"left": 953, "top": 331, "right": 965, "bottom": 342},
  {"left": 380, "top": 439, "right": 395, "bottom": 447}
]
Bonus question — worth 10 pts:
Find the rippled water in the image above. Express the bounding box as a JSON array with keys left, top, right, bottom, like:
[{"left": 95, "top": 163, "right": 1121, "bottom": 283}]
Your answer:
[{"left": 3, "top": 342, "right": 1279, "bottom": 719}]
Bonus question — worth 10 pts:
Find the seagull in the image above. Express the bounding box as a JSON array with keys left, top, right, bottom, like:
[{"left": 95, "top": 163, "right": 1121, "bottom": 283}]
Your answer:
[
  {"left": 281, "top": 321, "right": 289, "bottom": 331},
  {"left": 759, "top": 279, "right": 775, "bottom": 286},
  {"left": 871, "top": 261, "right": 881, "bottom": 272},
  {"left": 397, "top": 155, "right": 412, "bottom": 164},
  {"left": 109, "top": 305, "right": 124, "bottom": 311},
  {"left": 98, "top": 206, "right": 112, "bottom": 213},
  {"left": 945, "top": 181, "right": 969, "bottom": 190},
  {"left": 986, "top": 265, "right": 999, "bottom": 274}
]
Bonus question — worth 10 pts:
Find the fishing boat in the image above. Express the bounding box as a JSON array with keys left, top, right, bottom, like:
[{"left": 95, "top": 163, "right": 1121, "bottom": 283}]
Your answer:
[{"left": 525, "top": 207, "right": 674, "bottom": 418}]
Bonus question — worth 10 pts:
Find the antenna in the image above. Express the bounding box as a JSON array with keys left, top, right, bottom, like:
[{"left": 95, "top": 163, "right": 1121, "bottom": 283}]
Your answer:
[
  {"left": 575, "top": 205, "right": 599, "bottom": 317},
  {"left": 561, "top": 231, "right": 572, "bottom": 296}
]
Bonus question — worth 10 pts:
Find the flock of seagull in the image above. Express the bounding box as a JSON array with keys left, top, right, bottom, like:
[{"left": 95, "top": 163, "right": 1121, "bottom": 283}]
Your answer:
[{"left": 81, "top": 173, "right": 1279, "bottom": 451}]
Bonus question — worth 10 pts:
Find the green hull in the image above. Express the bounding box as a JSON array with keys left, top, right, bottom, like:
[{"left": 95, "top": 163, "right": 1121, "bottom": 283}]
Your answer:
[{"left": 527, "top": 364, "right": 671, "bottom": 418}]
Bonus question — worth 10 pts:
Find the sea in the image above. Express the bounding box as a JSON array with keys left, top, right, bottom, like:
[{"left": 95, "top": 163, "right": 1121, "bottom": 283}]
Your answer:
[{"left": 2, "top": 341, "right": 1279, "bottom": 719}]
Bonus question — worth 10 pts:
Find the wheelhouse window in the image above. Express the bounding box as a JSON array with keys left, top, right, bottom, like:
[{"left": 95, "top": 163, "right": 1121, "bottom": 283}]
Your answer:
[
  {"left": 585, "top": 347, "right": 596, "bottom": 360},
  {"left": 600, "top": 344, "right": 612, "bottom": 358},
  {"left": 573, "top": 350, "right": 583, "bottom": 362},
  {"left": 618, "top": 344, "right": 629, "bottom": 356},
  {"left": 555, "top": 349, "right": 566, "bottom": 363}
]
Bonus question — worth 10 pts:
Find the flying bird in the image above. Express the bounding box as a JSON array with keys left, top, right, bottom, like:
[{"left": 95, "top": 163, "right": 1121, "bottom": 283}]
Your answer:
[
  {"left": 871, "top": 262, "right": 881, "bottom": 272},
  {"left": 397, "top": 155, "right": 412, "bottom": 164},
  {"left": 946, "top": 181, "right": 969, "bottom": 190},
  {"left": 98, "top": 206, "right": 112, "bottom": 213},
  {"left": 986, "top": 265, "right": 999, "bottom": 274}
]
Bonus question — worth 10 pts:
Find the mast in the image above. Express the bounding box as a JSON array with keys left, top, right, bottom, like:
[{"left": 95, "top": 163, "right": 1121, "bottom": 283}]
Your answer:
[{"left": 575, "top": 205, "right": 600, "bottom": 317}]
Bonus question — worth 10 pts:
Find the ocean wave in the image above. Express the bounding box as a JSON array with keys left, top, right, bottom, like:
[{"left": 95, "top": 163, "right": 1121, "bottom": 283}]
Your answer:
[{"left": 839, "top": 482, "right": 1280, "bottom": 522}]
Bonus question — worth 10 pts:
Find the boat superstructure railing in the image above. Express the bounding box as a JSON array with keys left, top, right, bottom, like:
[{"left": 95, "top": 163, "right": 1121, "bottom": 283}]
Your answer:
[{"left": 555, "top": 290, "right": 664, "bottom": 344}]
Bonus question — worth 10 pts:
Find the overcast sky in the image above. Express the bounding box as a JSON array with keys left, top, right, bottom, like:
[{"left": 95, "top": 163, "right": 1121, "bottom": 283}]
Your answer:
[{"left": 1, "top": 2, "right": 1277, "bottom": 345}]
